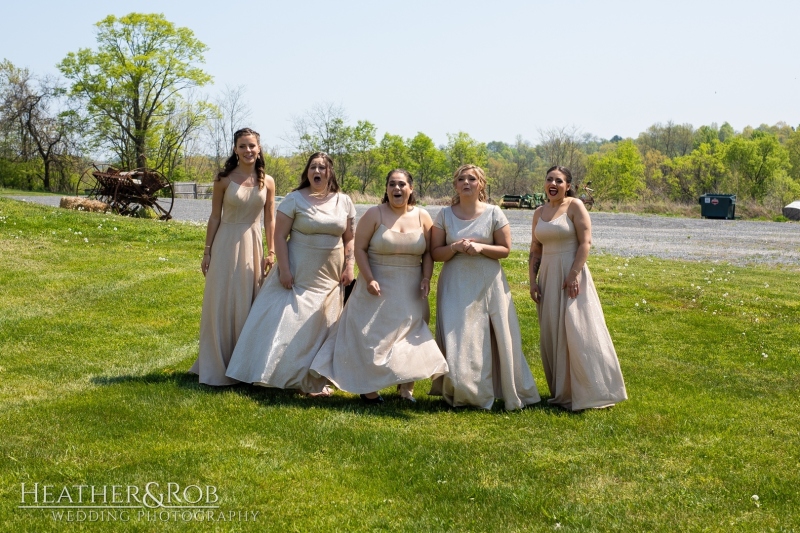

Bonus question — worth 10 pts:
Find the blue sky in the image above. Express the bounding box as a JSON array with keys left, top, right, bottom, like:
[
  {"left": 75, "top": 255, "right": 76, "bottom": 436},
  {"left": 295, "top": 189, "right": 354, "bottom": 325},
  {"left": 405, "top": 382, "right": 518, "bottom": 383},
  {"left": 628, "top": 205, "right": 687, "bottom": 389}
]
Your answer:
[{"left": 1, "top": 0, "right": 798, "bottom": 151}]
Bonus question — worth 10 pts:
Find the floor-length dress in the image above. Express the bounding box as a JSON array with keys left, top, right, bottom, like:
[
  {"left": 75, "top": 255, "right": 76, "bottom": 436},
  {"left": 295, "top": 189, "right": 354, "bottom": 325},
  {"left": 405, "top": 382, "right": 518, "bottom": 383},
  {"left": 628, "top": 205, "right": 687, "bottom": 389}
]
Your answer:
[
  {"left": 429, "top": 205, "right": 540, "bottom": 410},
  {"left": 534, "top": 212, "right": 627, "bottom": 410},
  {"left": 310, "top": 209, "right": 449, "bottom": 393},
  {"left": 225, "top": 191, "right": 355, "bottom": 393},
  {"left": 190, "top": 182, "right": 267, "bottom": 386}
]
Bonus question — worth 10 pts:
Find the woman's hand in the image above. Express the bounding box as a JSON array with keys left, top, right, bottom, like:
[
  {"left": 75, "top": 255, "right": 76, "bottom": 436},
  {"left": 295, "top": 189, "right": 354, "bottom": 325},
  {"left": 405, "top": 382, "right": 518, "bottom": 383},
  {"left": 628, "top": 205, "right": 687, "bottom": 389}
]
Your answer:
[
  {"left": 420, "top": 278, "right": 430, "bottom": 298},
  {"left": 262, "top": 253, "right": 275, "bottom": 278},
  {"left": 530, "top": 282, "right": 542, "bottom": 303},
  {"left": 340, "top": 266, "right": 355, "bottom": 286},
  {"left": 201, "top": 254, "right": 210, "bottom": 277},
  {"left": 562, "top": 271, "right": 581, "bottom": 299},
  {"left": 463, "top": 240, "right": 484, "bottom": 256},
  {"left": 367, "top": 280, "right": 381, "bottom": 296},
  {"left": 279, "top": 265, "right": 294, "bottom": 289}
]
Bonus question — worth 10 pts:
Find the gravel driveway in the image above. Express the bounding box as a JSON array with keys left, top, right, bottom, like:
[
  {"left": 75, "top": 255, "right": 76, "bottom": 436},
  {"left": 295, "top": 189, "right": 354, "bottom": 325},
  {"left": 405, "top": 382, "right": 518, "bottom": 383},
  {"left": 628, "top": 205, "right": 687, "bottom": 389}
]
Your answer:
[{"left": 8, "top": 195, "right": 800, "bottom": 267}]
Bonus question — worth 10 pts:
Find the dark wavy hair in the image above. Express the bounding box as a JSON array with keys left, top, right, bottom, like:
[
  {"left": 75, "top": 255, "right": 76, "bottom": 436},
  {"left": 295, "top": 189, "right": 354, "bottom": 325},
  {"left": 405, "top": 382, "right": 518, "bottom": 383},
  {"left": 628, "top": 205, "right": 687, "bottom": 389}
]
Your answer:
[
  {"left": 294, "top": 152, "right": 340, "bottom": 194},
  {"left": 546, "top": 165, "right": 576, "bottom": 197},
  {"left": 451, "top": 164, "right": 488, "bottom": 205},
  {"left": 216, "top": 128, "right": 266, "bottom": 189},
  {"left": 381, "top": 169, "right": 417, "bottom": 206}
]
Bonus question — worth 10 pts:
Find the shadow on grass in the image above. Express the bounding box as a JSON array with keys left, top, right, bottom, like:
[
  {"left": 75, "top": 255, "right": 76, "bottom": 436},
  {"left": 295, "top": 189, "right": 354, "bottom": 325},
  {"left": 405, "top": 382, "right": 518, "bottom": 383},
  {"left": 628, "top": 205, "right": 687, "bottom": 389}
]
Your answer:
[{"left": 90, "top": 370, "right": 568, "bottom": 417}]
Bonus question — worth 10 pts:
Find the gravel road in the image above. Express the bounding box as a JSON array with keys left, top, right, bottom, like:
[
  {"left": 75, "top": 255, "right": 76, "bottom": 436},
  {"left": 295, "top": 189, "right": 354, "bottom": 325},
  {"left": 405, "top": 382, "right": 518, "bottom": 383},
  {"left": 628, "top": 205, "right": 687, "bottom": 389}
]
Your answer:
[{"left": 8, "top": 195, "right": 800, "bottom": 267}]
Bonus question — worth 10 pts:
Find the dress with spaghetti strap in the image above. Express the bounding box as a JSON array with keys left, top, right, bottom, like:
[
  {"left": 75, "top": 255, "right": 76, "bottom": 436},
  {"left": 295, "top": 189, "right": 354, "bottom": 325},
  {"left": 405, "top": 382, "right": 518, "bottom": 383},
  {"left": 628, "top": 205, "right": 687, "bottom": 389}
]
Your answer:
[
  {"left": 429, "top": 205, "right": 540, "bottom": 410},
  {"left": 190, "top": 182, "right": 267, "bottom": 385},
  {"left": 310, "top": 207, "right": 448, "bottom": 393},
  {"left": 534, "top": 211, "right": 627, "bottom": 410},
  {"left": 225, "top": 191, "right": 355, "bottom": 393}
]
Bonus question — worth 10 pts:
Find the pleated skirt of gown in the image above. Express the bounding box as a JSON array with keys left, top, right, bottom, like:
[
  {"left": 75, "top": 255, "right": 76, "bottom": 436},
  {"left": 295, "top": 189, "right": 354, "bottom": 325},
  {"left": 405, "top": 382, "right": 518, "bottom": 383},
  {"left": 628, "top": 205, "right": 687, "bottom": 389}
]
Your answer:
[
  {"left": 224, "top": 230, "right": 342, "bottom": 393},
  {"left": 190, "top": 183, "right": 265, "bottom": 386},
  {"left": 429, "top": 254, "right": 541, "bottom": 410},
  {"left": 536, "top": 215, "right": 628, "bottom": 411},
  {"left": 310, "top": 246, "right": 448, "bottom": 394}
]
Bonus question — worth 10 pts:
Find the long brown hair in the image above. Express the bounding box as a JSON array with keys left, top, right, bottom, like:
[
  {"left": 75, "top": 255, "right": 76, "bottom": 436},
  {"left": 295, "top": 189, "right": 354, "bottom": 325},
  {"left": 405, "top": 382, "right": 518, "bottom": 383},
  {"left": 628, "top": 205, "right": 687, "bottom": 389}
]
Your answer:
[
  {"left": 294, "top": 152, "right": 340, "bottom": 194},
  {"left": 451, "top": 164, "right": 488, "bottom": 205},
  {"left": 216, "top": 128, "right": 266, "bottom": 190}
]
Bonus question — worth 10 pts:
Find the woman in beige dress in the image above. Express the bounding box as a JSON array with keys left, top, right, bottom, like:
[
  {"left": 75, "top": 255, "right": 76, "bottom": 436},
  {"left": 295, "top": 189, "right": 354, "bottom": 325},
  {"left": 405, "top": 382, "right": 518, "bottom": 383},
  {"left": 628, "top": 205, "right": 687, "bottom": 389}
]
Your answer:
[
  {"left": 190, "top": 128, "right": 276, "bottom": 386},
  {"left": 429, "top": 164, "right": 540, "bottom": 410},
  {"left": 310, "top": 169, "right": 448, "bottom": 403},
  {"left": 529, "top": 165, "right": 627, "bottom": 410},
  {"left": 225, "top": 152, "right": 355, "bottom": 394}
]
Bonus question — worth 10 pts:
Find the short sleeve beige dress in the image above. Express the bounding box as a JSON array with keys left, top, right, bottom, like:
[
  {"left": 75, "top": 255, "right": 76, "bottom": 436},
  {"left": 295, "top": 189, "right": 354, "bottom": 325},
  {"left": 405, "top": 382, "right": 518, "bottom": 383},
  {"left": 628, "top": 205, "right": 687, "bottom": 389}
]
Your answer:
[
  {"left": 310, "top": 207, "right": 449, "bottom": 393},
  {"left": 533, "top": 211, "right": 627, "bottom": 410},
  {"left": 225, "top": 191, "right": 355, "bottom": 393},
  {"left": 429, "top": 204, "right": 541, "bottom": 410},
  {"left": 190, "top": 182, "right": 267, "bottom": 386}
]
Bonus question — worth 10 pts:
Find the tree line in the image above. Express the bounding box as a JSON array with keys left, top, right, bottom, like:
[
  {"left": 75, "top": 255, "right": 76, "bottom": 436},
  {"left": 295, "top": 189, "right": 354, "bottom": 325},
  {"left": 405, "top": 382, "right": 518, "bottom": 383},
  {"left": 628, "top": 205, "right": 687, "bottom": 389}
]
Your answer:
[{"left": 1, "top": 13, "right": 799, "bottom": 212}]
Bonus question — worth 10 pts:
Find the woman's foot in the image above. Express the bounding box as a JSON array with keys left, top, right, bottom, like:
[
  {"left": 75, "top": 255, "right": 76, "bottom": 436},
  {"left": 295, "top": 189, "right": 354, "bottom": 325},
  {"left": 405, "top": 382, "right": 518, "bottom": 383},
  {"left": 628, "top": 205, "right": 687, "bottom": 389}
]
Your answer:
[
  {"left": 305, "top": 385, "right": 333, "bottom": 398},
  {"left": 397, "top": 383, "right": 416, "bottom": 403},
  {"left": 360, "top": 393, "right": 384, "bottom": 404}
]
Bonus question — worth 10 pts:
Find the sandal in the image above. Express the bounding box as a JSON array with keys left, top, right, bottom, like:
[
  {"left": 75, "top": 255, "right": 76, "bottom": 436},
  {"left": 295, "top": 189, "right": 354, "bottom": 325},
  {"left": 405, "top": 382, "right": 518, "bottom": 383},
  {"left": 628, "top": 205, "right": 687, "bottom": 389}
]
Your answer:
[{"left": 305, "top": 385, "right": 334, "bottom": 398}]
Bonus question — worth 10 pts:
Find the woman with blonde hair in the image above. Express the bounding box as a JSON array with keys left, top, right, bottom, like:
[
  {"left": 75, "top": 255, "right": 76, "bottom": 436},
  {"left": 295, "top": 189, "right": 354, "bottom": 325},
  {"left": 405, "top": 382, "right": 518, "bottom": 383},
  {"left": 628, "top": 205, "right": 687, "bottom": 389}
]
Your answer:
[
  {"left": 429, "top": 164, "right": 540, "bottom": 410},
  {"left": 190, "top": 128, "right": 275, "bottom": 385}
]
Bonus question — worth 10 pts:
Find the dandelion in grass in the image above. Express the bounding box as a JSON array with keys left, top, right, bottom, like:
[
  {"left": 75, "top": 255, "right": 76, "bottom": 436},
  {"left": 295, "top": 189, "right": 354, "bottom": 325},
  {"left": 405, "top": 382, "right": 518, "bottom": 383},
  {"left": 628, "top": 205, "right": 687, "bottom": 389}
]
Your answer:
[
  {"left": 83, "top": 237, "right": 88, "bottom": 243},
  {"left": 635, "top": 303, "right": 639, "bottom": 307},
  {"left": 764, "top": 283, "right": 769, "bottom": 288},
  {"left": 762, "top": 353, "right": 768, "bottom": 359},
  {"left": 113, "top": 227, "right": 117, "bottom": 231},
  {"left": 642, "top": 299, "right": 647, "bottom": 304}
]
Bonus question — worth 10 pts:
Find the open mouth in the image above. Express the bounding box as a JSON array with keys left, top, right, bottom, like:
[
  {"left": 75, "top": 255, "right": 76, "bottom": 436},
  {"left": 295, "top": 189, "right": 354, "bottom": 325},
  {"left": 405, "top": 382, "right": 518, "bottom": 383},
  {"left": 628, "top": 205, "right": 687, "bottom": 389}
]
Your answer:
[
  {"left": 313, "top": 176, "right": 322, "bottom": 184},
  {"left": 548, "top": 187, "right": 559, "bottom": 196}
]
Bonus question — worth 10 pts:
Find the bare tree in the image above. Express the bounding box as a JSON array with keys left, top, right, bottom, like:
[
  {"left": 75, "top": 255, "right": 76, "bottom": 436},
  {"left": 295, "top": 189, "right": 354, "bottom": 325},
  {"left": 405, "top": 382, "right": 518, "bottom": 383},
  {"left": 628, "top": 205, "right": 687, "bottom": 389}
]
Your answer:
[
  {"left": 0, "top": 60, "right": 78, "bottom": 191},
  {"left": 289, "top": 102, "right": 354, "bottom": 182},
  {"left": 537, "top": 126, "right": 587, "bottom": 182},
  {"left": 207, "top": 85, "right": 251, "bottom": 170}
]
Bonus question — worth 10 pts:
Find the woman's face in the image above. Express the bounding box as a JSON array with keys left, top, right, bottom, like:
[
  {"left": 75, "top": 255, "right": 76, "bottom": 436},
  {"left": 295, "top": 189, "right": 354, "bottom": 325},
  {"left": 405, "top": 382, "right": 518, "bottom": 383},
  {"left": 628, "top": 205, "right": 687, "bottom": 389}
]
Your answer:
[
  {"left": 386, "top": 173, "right": 413, "bottom": 208},
  {"left": 545, "top": 170, "right": 569, "bottom": 201},
  {"left": 455, "top": 170, "right": 481, "bottom": 198},
  {"left": 234, "top": 134, "right": 260, "bottom": 166},
  {"left": 308, "top": 157, "right": 330, "bottom": 193}
]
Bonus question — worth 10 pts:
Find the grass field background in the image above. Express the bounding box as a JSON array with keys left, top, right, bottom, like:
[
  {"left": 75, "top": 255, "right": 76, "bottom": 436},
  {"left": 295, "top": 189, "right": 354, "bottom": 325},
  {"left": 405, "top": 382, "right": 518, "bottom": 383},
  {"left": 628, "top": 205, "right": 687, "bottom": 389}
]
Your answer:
[{"left": 0, "top": 197, "right": 798, "bottom": 532}]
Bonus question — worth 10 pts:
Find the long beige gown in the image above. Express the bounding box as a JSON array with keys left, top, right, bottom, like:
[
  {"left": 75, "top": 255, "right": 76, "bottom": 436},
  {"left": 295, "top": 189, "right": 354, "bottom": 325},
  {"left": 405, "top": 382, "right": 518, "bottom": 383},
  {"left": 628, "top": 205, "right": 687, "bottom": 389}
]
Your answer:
[
  {"left": 429, "top": 205, "right": 541, "bottom": 411},
  {"left": 310, "top": 208, "right": 449, "bottom": 393},
  {"left": 534, "top": 212, "right": 627, "bottom": 410},
  {"left": 225, "top": 191, "right": 355, "bottom": 393},
  {"left": 190, "top": 182, "right": 267, "bottom": 386}
]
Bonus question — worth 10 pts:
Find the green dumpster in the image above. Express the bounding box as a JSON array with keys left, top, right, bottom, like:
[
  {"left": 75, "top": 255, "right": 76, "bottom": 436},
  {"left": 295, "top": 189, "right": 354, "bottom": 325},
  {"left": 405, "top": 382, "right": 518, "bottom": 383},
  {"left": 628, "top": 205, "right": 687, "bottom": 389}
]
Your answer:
[{"left": 699, "top": 194, "right": 736, "bottom": 220}]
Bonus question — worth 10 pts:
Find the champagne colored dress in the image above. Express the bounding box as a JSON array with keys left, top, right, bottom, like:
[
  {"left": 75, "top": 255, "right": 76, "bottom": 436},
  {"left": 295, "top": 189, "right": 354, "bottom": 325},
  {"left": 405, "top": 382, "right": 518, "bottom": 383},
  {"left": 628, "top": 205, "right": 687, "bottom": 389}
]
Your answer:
[
  {"left": 429, "top": 205, "right": 541, "bottom": 410},
  {"left": 310, "top": 208, "right": 448, "bottom": 393},
  {"left": 190, "top": 182, "right": 267, "bottom": 386},
  {"left": 534, "top": 212, "right": 627, "bottom": 410},
  {"left": 225, "top": 191, "right": 355, "bottom": 393}
]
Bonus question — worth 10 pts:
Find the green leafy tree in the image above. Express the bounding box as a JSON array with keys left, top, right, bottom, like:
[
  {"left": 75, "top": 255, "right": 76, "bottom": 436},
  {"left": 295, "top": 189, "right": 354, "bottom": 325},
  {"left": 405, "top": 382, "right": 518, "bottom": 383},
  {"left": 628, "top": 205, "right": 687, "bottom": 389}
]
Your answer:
[
  {"left": 444, "top": 131, "right": 487, "bottom": 173},
  {"left": 586, "top": 139, "right": 645, "bottom": 201},
  {"left": 663, "top": 140, "right": 729, "bottom": 201},
  {"left": 351, "top": 120, "right": 379, "bottom": 193},
  {"left": 725, "top": 131, "right": 790, "bottom": 200},
  {"left": 406, "top": 132, "right": 446, "bottom": 197},
  {"left": 718, "top": 122, "right": 735, "bottom": 142},
  {"left": 59, "top": 13, "right": 212, "bottom": 170},
  {"left": 784, "top": 127, "right": 800, "bottom": 181}
]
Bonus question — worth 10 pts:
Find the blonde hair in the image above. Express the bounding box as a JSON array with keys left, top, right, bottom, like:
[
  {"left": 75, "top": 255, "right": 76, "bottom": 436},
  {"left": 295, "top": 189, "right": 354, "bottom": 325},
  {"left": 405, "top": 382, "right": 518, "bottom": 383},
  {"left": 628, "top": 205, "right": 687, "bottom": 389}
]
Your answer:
[{"left": 451, "top": 164, "right": 487, "bottom": 205}]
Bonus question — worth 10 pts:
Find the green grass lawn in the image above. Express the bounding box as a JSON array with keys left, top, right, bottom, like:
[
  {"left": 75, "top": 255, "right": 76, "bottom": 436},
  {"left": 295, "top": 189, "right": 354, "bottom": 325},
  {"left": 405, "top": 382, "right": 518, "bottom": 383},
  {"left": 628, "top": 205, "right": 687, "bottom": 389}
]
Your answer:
[{"left": 1, "top": 197, "right": 798, "bottom": 532}]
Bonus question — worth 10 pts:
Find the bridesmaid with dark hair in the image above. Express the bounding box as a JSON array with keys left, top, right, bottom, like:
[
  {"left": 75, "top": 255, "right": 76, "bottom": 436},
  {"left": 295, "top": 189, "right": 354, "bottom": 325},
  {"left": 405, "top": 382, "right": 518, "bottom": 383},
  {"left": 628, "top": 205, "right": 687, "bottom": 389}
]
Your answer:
[
  {"left": 190, "top": 128, "right": 275, "bottom": 386},
  {"left": 310, "top": 169, "right": 448, "bottom": 403},
  {"left": 530, "top": 165, "right": 627, "bottom": 410},
  {"left": 226, "top": 152, "right": 355, "bottom": 395}
]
